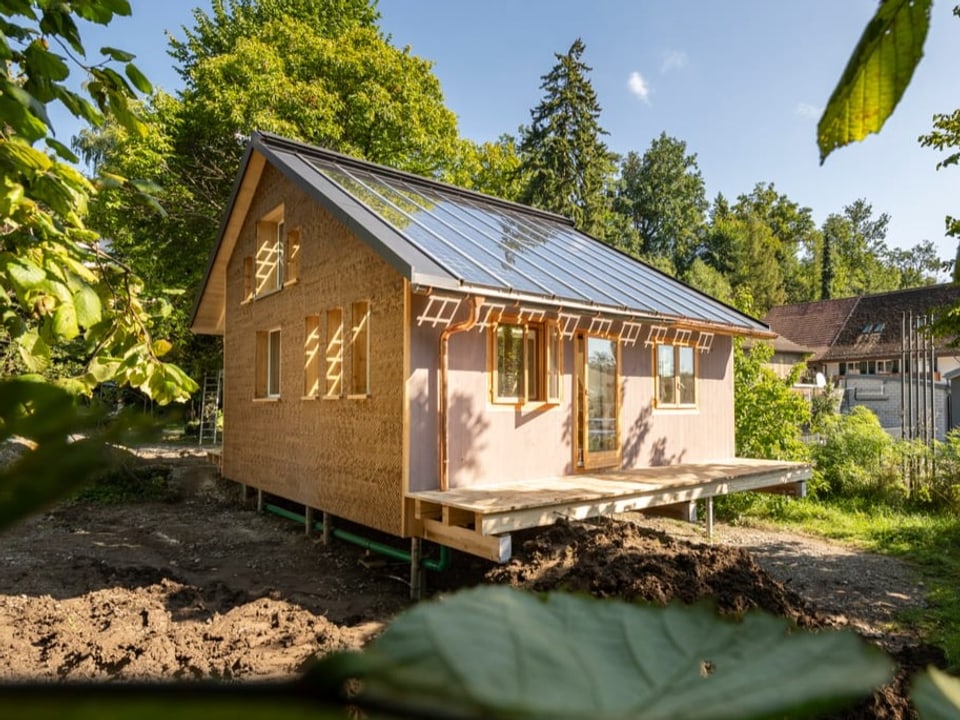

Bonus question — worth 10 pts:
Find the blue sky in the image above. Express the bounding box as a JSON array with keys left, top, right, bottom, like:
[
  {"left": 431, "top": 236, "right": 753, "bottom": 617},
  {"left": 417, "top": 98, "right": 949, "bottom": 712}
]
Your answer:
[{"left": 66, "top": 1, "right": 960, "bottom": 261}]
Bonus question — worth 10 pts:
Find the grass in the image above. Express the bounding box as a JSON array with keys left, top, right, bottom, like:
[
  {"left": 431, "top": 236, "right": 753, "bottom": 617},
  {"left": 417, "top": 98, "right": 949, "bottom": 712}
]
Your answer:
[{"left": 716, "top": 493, "right": 960, "bottom": 668}]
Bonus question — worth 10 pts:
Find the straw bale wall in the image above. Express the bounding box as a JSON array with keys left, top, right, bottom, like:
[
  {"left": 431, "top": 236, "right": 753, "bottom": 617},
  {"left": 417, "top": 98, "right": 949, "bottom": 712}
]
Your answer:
[{"left": 222, "top": 164, "right": 406, "bottom": 536}]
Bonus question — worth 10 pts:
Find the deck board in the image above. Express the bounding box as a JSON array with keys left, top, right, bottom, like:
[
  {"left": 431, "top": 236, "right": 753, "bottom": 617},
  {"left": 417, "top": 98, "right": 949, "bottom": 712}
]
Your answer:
[{"left": 411, "top": 458, "right": 810, "bottom": 515}]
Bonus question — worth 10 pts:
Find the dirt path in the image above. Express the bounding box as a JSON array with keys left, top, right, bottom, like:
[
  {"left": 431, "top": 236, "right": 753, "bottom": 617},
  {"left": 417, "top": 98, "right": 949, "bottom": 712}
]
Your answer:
[{"left": 0, "top": 445, "right": 942, "bottom": 717}]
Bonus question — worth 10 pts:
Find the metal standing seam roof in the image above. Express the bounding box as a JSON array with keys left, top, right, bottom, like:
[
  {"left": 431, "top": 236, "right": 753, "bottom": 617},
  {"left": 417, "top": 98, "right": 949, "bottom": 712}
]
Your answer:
[{"left": 250, "top": 132, "right": 769, "bottom": 333}]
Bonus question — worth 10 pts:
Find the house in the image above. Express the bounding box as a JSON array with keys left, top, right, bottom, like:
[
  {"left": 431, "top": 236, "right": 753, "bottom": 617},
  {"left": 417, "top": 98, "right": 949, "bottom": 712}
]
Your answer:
[
  {"left": 765, "top": 284, "right": 960, "bottom": 438},
  {"left": 190, "top": 132, "right": 810, "bottom": 583}
]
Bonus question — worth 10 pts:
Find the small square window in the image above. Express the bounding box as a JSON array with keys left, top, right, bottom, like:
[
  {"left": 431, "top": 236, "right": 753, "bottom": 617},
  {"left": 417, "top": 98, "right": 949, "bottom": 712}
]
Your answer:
[
  {"left": 491, "top": 320, "right": 561, "bottom": 405},
  {"left": 655, "top": 343, "right": 696, "bottom": 408}
]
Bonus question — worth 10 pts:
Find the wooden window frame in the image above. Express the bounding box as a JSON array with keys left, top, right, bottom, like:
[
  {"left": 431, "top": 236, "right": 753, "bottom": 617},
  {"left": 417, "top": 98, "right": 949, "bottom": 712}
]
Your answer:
[
  {"left": 574, "top": 332, "right": 621, "bottom": 471},
  {"left": 490, "top": 319, "right": 561, "bottom": 406},
  {"left": 654, "top": 343, "right": 697, "bottom": 409},
  {"left": 350, "top": 300, "right": 371, "bottom": 398},
  {"left": 284, "top": 226, "right": 300, "bottom": 285},
  {"left": 324, "top": 307, "right": 343, "bottom": 399},
  {"left": 255, "top": 205, "right": 284, "bottom": 297},
  {"left": 255, "top": 327, "right": 282, "bottom": 399},
  {"left": 304, "top": 314, "right": 321, "bottom": 397}
]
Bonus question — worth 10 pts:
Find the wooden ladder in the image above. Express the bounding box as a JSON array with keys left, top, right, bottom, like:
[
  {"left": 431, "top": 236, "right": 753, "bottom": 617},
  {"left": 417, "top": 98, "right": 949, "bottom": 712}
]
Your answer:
[{"left": 198, "top": 370, "right": 222, "bottom": 446}]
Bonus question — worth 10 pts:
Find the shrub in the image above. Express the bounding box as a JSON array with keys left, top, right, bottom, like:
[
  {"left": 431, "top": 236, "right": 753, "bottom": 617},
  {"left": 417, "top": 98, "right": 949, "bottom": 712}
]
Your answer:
[{"left": 813, "top": 406, "right": 900, "bottom": 499}]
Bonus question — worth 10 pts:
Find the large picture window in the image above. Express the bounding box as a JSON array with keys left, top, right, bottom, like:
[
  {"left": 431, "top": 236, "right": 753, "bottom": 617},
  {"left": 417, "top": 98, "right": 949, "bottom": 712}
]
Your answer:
[
  {"left": 655, "top": 343, "right": 696, "bottom": 407},
  {"left": 491, "top": 320, "right": 561, "bottom": 405}
]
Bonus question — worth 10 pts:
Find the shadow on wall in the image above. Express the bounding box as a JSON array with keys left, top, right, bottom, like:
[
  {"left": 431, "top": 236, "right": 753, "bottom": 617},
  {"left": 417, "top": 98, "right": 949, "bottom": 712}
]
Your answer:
[
  {"left": 621, "top": 403, "right": 652, "bottom": 468},
  {"left": 648, "top": 436, "right": 686, "bottom": 467},
  {"left": 448, "top": 390, "right": 490, "bottom": 477}
]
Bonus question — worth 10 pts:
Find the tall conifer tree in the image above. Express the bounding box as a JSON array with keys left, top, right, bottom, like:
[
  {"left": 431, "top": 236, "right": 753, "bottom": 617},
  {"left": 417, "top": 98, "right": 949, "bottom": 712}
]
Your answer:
[{"left": 518, "top": 39, "right": 615, "bottom": 240}]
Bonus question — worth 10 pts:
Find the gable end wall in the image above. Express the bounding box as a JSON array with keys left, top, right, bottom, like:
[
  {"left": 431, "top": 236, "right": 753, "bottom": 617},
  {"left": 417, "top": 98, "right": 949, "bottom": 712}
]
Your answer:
[{"left": 222, "top": 164, "right": 406, "bottom": 536}]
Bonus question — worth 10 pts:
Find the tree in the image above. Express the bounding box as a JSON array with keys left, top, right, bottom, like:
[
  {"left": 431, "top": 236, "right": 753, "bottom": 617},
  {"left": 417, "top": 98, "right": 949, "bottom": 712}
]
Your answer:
[
  {"left": 734, "top": 341, "right": 810, "bottom": 462},
  {"left": 731, "top": 183, "right": 818, "bottom": 303},
  {"left": 614, "top": 134, "right": 708, "bottom": 274},
  {"left": 0, "top": 0, "right": 194, "bottom": 403},
  {"left": 819, "top": 200, "right": 900, "bottom": 298},
  {"left": 518, "top": 38, "right": 617, "bottom": 240},
  {"left": 79, "top": 0, "right": 464, "bottom": 376}
]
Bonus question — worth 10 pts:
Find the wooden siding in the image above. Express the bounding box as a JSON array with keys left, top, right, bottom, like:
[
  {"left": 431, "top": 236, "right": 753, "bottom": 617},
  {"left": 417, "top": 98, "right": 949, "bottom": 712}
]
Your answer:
[
  {"left": 407, "top": 296, "right": 737, "bottom": 492},
  {"left": 621, "top": 334, "right": 735, "bottom": 466},
  {"left": 222, "top": 164, "right": 406, "bottom": 536}
]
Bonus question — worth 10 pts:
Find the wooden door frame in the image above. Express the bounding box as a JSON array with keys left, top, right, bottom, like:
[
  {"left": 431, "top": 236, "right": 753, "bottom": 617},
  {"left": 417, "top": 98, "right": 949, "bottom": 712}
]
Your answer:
[{"left": 573, "top": 331, "right": 621, "bottom": 472}]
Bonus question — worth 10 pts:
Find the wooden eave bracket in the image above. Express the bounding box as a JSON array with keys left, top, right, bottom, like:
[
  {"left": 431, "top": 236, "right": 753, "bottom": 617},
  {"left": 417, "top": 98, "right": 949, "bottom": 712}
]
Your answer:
[
  {"left": 696, "top": 331, "right": 715, "bottom": 353},
  {"left": 645, "top": 325, "right": 669, "bottom": 346},
  {"left": 416, "top": 294, "right": 462, "bottom": 328},
  {"left": 619, "top": 321, "right": 643, "bottom": 346}
]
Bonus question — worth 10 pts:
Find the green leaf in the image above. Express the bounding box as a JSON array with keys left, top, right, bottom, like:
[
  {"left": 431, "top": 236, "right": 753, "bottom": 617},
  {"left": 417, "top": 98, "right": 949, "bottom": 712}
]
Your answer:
[
  {"left": 0, "top": 138, "right": 53, "bottom": 173},
  {"left": 912, "top": 667, "right": 960, "bottom": 720},
  {"left": 4, "top": 254, "right": 46, "bottom": 293},
  {"left": 818, "top": 0, "right": 932, "bottom": 163},
  {"left": 100, "top": 45, "right": 136, "bottom": 62},
  {"left": 73, "top": 285, "right": 102, "bottom": 327},
  {"left": 16, "top": 330, "right": 51, "bottom": 373},
  {"left": 124, "top": 62, "right": 152, "bottom": 94},
  {"left": 318, "top": 587, "right": 893, "bottom": 720},
  {"left": 53, "top": 302, "right": 79, "bottom": 339}
]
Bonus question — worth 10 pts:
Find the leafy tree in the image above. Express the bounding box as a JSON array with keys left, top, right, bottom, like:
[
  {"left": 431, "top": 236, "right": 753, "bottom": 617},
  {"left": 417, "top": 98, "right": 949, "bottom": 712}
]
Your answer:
[
  {"left": 731, "top": 183, "right": 818, "bottom": 303},
  {"left": 887, "top": 239, "right": 949, "bottom": 287},
  {"left": 615, "top": 134, "right": 707, "bottom": 274},
  {"left": 0, "top": 0, "right": 194, "bottom": 403},
  {"left": 518, "top": 38, "right": 617, "bottom": 240},
  {"left": 447, "top": 135, "right": 524, "bottom": 201},
  {"left": 734, "top": 340, "right": 810, "bottom": 461},
  {"left": 80, "top": 0, "right": 464, "bottom": 376},
  {"left": 819, "top": 199, "right": 902, "bottom": 298}
]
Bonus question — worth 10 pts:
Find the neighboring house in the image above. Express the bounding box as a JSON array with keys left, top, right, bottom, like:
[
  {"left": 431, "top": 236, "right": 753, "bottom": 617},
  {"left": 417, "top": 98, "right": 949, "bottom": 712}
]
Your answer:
[
  {"left": 765, "top": 285, "right": 960, "bottom": 438},
  {"left": 191, "top": 132, "right": 809, "bottom": 574}
]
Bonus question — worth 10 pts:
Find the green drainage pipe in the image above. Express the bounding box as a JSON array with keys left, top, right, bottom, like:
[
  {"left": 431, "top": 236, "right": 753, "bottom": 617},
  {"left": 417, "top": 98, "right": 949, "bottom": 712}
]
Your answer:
[{"left": 262, "top": 502, "right": 450, "bottom": 571}]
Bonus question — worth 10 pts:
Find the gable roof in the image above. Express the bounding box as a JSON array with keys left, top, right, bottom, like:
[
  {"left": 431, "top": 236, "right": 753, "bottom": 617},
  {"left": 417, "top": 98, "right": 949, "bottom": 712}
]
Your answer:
[
  {"left": 192, "top": 131, "right": 770, "bottom": 336},
  {"left": 765, "top": 284, "right": 960, "bottom": 362}
]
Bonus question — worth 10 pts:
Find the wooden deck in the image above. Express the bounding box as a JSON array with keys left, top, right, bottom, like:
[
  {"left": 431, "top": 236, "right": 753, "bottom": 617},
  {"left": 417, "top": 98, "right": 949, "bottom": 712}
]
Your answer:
[{"left": 409, "top": 458, "right": 812, "bottom": 562}]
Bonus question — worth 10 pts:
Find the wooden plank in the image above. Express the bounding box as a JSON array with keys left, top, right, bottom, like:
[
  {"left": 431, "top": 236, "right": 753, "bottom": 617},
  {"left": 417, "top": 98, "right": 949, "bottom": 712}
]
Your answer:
[
  {"left": 443, "top": 505, "right": 477, "bottom": 527},
  {"left": 421, "top": 519, "right": 511, "bottom": 563},
  {"left": 415, "top": 499, "right": 443, "bottom": 521}
]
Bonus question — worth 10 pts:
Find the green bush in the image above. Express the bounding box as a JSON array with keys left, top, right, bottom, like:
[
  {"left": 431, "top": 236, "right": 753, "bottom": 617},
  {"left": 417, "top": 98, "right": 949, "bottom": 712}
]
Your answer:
[{"left": 813, "top": 406, "right": 900, "bottom": 500}]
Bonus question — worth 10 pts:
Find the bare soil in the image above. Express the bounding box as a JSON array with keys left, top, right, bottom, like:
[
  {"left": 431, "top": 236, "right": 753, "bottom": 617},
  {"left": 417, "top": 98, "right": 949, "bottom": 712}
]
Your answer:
[{"left": 0, "top": 445, "right": 946, "bottom": 718}]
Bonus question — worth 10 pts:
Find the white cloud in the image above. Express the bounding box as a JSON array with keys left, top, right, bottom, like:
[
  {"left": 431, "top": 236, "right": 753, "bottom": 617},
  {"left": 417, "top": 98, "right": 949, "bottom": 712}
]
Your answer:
[
  {"left": 660, "top": 50, "right": 688, "bottom": 74},
  {"left": 628, "top": 71, "right": 650, "bottom": 102},
  {"left": 795, "top": 102, "right": 822, "bottom": 119}
]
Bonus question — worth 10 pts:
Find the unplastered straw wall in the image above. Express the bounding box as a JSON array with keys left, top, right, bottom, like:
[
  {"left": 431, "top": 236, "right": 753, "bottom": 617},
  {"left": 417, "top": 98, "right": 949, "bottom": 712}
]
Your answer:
[{"left": 224, "top": 164, "right": 407, "bottom": 536}]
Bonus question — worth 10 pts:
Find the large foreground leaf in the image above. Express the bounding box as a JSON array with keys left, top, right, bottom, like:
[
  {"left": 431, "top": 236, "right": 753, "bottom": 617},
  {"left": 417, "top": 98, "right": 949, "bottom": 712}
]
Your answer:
[
  {"left": 318, "top": 586, "right": 893, "bottom": 720},
  {"left": 818, "top": 0, "right": 932, "bottom": 163},
  {"left": 912, "top": 667, "right": 960, "bottom": 719}
]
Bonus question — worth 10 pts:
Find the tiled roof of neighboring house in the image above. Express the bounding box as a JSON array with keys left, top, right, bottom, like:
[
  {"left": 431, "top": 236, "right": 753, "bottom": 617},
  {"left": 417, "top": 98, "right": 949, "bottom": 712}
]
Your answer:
[
  {"left": 821, "top": 284, "right": 960, "bottom": 362},
  {"left": 764, "top": 284, "right": 960, "bottom": 363},
  {"left": 763, "top": 297, "right": 860, "bottom": 359},
  {"left": 192, "top": 131, "right": 771, "bottom": 336}
]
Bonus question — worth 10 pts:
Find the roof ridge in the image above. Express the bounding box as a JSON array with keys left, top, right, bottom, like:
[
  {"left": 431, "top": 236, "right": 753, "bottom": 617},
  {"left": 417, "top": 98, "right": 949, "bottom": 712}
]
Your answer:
[{"left": 252, "top": 130, "right": 576, "bottom": 227}]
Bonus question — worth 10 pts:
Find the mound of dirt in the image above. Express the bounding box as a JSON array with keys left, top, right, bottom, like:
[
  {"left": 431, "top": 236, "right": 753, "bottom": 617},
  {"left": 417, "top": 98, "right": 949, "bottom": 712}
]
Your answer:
[
  {"left": 480, "top": 517, "right": 945, "bottom": 720},
  {"left": 0, "top": 448, "right": 947, "bottom": 718}
]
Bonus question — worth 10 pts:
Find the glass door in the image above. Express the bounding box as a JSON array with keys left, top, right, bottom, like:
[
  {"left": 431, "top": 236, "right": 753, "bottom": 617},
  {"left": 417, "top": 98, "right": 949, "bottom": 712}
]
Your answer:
[{"left": 575, "top": 333, "right": 620, "bottom": 470}]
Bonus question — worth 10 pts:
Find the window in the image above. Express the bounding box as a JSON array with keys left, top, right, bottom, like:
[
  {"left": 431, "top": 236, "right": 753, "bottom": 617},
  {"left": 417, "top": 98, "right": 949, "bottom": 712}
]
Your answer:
[
  {"left": 285, "top": 227, "right": 300, "bottom": 283},
  {"left": 491, "top": 320, "right": 561, "bottom": 404},
  {"left": 655, "top": 344, "right": 696, "bottom": 407},
  {"left": 255, "top": 206, "right": 284, "bottom": 295},
  {"left": 304, "top": 315, "right": 320, "bottom": 396},
  {"left": 255, "top": 328, "right": 281, "bottom": 398},
  {"left": 324, "top": 308, "right": 343, "bottom": 398},
  {"left": 350, "top": 300, "right": 370, "bottom": 396}
]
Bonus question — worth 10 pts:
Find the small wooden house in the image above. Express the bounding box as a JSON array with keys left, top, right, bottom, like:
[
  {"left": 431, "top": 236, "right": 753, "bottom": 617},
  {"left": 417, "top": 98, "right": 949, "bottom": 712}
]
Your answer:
[{"left": 191, "top": 132, "right": 809, "bottom": 567}]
